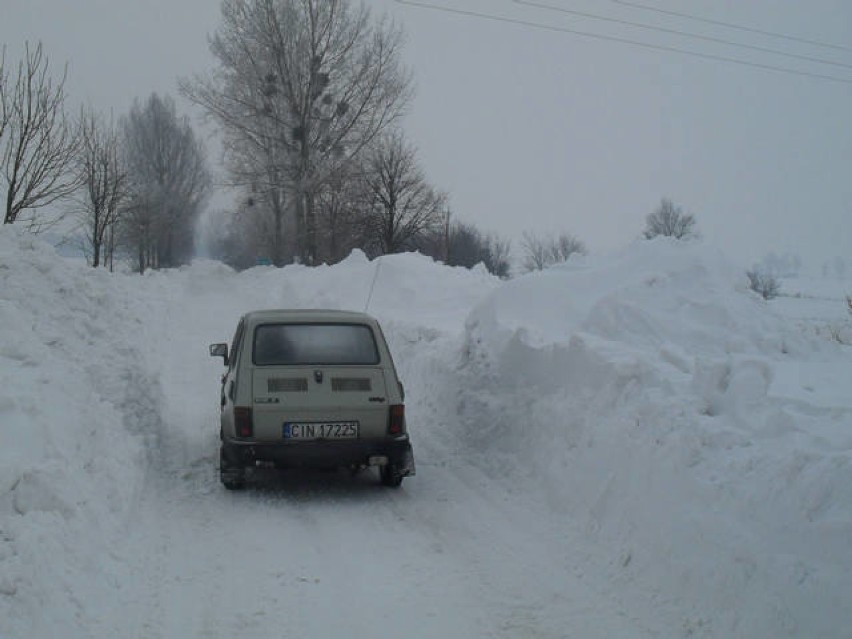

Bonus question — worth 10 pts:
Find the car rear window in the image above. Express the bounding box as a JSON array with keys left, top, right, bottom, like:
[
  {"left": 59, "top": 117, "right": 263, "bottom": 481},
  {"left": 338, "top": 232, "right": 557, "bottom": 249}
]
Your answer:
[{"left": 253, "top": 323, "right": 380, "bottom": 366}]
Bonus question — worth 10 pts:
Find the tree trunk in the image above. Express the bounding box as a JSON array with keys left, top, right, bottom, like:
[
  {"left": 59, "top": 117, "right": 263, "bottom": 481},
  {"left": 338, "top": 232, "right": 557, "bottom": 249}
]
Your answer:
[
  {"left": 294, "top": 191, "right": 306, "bottom": 265},
  {"left": 107, "top": 224, "right": 115, "bottom": 272},
  {"left": 271, "top": 188, "right": 285, "bottom": 267},
  {"left": 305, "top": 191, "right": 317, "bottom": 265}
]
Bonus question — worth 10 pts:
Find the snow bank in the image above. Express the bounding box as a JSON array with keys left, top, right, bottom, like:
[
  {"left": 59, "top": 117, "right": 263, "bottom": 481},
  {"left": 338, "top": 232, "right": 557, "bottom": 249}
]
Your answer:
[
  {"left": 0, "top": 229, "right": 168, "bottom": 636},
  {"left": 455, "top": 238, "right": 852, "bottom": 636},
  {"left": 0, "top": 235, "right": 500, "bottom": 635}
]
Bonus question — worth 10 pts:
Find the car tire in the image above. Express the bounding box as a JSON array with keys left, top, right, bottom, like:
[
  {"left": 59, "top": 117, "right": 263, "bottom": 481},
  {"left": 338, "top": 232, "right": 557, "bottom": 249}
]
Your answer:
[
  {"left": 379, "top": 463, "right": 403, "bottom": 488},
  {"left": 220, "top": 446, "right": 246, "bottom": 490}
]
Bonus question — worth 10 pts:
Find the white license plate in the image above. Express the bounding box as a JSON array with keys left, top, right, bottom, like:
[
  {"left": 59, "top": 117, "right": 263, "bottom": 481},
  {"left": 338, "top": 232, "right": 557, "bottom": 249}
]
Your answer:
[{"left": 283, "top": 421, "right": 359, "bottom": 440}]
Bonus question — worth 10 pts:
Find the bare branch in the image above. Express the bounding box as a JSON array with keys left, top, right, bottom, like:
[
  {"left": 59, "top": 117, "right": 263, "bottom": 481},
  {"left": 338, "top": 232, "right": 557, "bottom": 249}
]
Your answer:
[
  {"left": 432, "top": 221, "right": 511, "bottom": 277},
  {"left": 522, "top": 231, "right": 586, "bottom": 273},
  {"left": 73, "top": 107, "right": 129, "bottom": 267},
  {"left": 746, "top": 269, "right": 781, "bottom": 300},
  {"left": 0, "top": 45, "right": 9, "bottom": 143},
  {"left": 1, "top": 42, "right": 81, "bottom": 229},
  {"left": 643, "top": 197, "right": 699, "bottom": 240},
  {"left": 359, "top": 130, "right": 443, "bottom": 255}
]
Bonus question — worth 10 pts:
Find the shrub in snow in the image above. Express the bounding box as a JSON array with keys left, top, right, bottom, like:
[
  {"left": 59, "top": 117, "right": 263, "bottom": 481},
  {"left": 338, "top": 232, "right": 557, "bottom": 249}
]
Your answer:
[
  {"left": 746, "top": 269, "right": 780, "bottom": 300},
  {"left": 642, "top": 198, "right": 698, "bottom": 240},
  {"left": 521, "top": 231, "right": 586, "bottom": 273}
]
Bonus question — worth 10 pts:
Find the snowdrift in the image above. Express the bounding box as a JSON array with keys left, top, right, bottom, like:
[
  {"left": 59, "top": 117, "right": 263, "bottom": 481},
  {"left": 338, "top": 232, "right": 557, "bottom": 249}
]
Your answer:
[
  {"left": 456, "top": 239, "right": 852, "bottom": 636},
  {"left": 1, "top": 227, "right": 850, "bottom": 638},
  {"left": 0, "top": 230, "right": 164, "bottom": 634}
]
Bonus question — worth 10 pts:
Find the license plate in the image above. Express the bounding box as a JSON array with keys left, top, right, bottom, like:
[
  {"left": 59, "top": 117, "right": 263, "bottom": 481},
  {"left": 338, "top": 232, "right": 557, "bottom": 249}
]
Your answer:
[{"left": 283, "top": 421, "right": 359, "bottom": 440}]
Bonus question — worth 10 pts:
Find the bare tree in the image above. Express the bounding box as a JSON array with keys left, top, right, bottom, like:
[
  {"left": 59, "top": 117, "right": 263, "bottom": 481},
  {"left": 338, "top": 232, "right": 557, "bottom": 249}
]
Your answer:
[
  {"left": 424, "top": 221, "right": 511, "bottom": 277},
  {"left": 747, "top": 269, "right": 780, "bottom": 300},
  {"left": 75, "top": 108, "right": 128, "bottom": 267},
  {"left": 1, "top": 42, "right": 80, "bottom": 230},
  {"left": 0, "top": 47, "right": 8, "bottom": 144},
  {"left": 552, "top": 233, "right": 587, "bottom": 262},
  {"left": 522, "top": 231, "right": 586, "bottom": 272},
  {"left": 643, "top": 198, "right": 698, "bottom": 240},
  {"left": 359, "top": 130, "right": 444, "bottom": 255},
  {"left": 315, "top": 164, "right": 365, "bottom": 262},
  {"left": 182, "top": 0, "right": 413, "bottom": 264},
  {"left": 122, "top": 93, "right": 210, "bottom": 272},
  {"left": 522, "top": 233, "right": 549, "bottom": 272},
  {"left": 205, "top": 204, "right": 273, "bottom": 270},
  {"left": 226, "top": 132, "right": 293, "bottom": 266},
  {"left": 484, "top": 236, "right": 512, "bottom": 278}
]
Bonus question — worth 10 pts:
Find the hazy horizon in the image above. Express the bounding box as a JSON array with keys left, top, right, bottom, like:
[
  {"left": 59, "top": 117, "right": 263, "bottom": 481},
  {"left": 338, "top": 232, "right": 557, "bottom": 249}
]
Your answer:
[{"left": 2, "top": 0, "right": 850, "bottom": 272}]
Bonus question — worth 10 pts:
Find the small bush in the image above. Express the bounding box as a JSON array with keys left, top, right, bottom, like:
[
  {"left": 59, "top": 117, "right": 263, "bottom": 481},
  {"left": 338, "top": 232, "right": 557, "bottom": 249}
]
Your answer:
[
  {"left": 521, "top": 231, "right": 586, "bottom": 272},
  {"left": 747, "top": 270, "right": 780, "bottom": 300},
  {"left": 643, "top": 198, "right": 698, "bottom": 240}
]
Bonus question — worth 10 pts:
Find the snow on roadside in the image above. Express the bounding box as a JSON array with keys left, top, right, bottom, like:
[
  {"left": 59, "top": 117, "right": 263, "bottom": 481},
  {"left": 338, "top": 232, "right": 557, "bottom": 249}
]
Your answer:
[
  {"left": 774, "top": 275, "right": 852, "bottom": 347},
  {"left": 455, "top": 238, "right": 852, "bottom": 637},
  {"left": 0, "top": 229, "right": 170, "bottom": 637},
  {"left": 0, "top": 235, "right": 501, "bottom": 636},
  {"left": 1, "top": 226, "right": 850, "bottom": 638}
]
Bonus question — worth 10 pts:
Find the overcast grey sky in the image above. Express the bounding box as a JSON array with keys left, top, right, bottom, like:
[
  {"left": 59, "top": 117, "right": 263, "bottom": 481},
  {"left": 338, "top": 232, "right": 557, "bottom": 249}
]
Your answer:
[{"left": 2, "top": 0, "right": 850, "bottom": 270}]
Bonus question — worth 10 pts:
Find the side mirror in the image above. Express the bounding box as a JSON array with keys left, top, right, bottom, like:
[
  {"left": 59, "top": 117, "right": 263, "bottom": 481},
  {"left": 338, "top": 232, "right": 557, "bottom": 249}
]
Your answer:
[
  {"left": 398, "top": 381, "right": 405, "bottom": 402},
  {"left": 209, "top": 343, "right": 229, "bottom": 366}
]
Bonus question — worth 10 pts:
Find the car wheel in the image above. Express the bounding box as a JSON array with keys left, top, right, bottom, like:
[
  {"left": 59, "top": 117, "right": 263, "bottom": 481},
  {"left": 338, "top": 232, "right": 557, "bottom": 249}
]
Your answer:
[
  {"left": 379, "top": 463, "right": 403, "bottom": 488},
  {"left": 220, "top": 446, "right": 246, "bottom": 490}
]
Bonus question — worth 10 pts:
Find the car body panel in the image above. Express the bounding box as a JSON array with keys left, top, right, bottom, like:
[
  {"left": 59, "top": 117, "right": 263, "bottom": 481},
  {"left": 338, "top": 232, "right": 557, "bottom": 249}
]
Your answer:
[{"left": 250, "top": 366, "right": 390, "bottom": 439}]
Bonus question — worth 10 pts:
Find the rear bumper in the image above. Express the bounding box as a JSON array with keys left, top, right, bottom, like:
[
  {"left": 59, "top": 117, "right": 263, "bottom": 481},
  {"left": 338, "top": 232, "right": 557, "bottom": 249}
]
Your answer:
[{"left": 223, "top": 435, "right": 415, "bottom": 475}]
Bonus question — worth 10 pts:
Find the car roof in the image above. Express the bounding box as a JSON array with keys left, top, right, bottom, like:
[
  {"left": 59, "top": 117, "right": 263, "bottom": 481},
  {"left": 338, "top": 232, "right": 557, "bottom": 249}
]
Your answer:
[{"left": 243, "top": 309, "right": 378, "bottom": 325}]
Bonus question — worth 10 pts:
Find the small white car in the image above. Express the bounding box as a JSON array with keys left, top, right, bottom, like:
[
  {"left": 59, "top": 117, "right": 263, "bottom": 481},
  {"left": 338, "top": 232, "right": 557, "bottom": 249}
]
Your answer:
[{"left": 210, "top": 309, "right": 415, "bottom": 489}]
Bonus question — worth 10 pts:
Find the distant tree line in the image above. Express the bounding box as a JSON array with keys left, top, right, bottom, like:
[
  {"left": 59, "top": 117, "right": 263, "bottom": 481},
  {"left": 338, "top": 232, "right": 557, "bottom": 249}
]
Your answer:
[
  {"left": 0, "top": 0, "right": 512, "bottom": 277},
  {"left": 2, "top": 7, "right": 756, "bottom": 282},
  {"left": 180, "top": 0, "right": 515, "bottom": 275},
  {"left": 1, "top": 42, "right": 210, "bottom": 273}
]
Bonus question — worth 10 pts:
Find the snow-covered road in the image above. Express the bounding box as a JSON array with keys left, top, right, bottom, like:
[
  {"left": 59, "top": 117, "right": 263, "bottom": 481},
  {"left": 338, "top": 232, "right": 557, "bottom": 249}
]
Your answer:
[
  {"left": 93, "top": 447, "right": 648, "bottom": 638},
  {"left": 84, "top": 262, "right": 646, "bottom": 639}
]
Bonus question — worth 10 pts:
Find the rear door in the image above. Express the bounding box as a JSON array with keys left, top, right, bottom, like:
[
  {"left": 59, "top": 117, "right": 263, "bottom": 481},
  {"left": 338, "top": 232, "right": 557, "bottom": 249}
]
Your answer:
[{"left": 248, "top": 322, "right": 390, "bottom": 441}]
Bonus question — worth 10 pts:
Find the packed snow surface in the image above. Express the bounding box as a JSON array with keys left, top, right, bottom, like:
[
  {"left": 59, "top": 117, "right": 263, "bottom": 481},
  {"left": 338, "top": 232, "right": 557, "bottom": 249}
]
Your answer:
[{"left": 1, "top": 228, "right": 850, "bottom": 638}]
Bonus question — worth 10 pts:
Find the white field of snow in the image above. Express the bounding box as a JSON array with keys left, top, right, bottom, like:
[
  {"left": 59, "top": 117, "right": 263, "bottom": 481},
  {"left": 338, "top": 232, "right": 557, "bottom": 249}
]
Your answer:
[{"left": 1, "top": 227, "right": 850, "bottom": 638}]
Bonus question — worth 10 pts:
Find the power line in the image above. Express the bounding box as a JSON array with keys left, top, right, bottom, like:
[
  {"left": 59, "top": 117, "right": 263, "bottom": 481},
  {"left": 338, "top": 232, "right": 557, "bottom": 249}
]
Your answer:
[
  {"left": 392, "top": 0, "right": 852, "bottom": 85},
  {"left": 514, "top": 0, "right": 852, "bottom": 71},
  {"left": 609, "top": 0, "right": 852, "bottom": 54}
]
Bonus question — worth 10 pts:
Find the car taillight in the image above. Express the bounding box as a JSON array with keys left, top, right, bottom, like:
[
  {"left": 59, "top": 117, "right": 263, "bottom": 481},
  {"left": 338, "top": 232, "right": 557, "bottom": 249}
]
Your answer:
[
  {"left": 388, "top": 404, "right": 405, "bottom": 435},
  {"left": 234, "top": 406, "right": 253, "bottom": 438}
]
